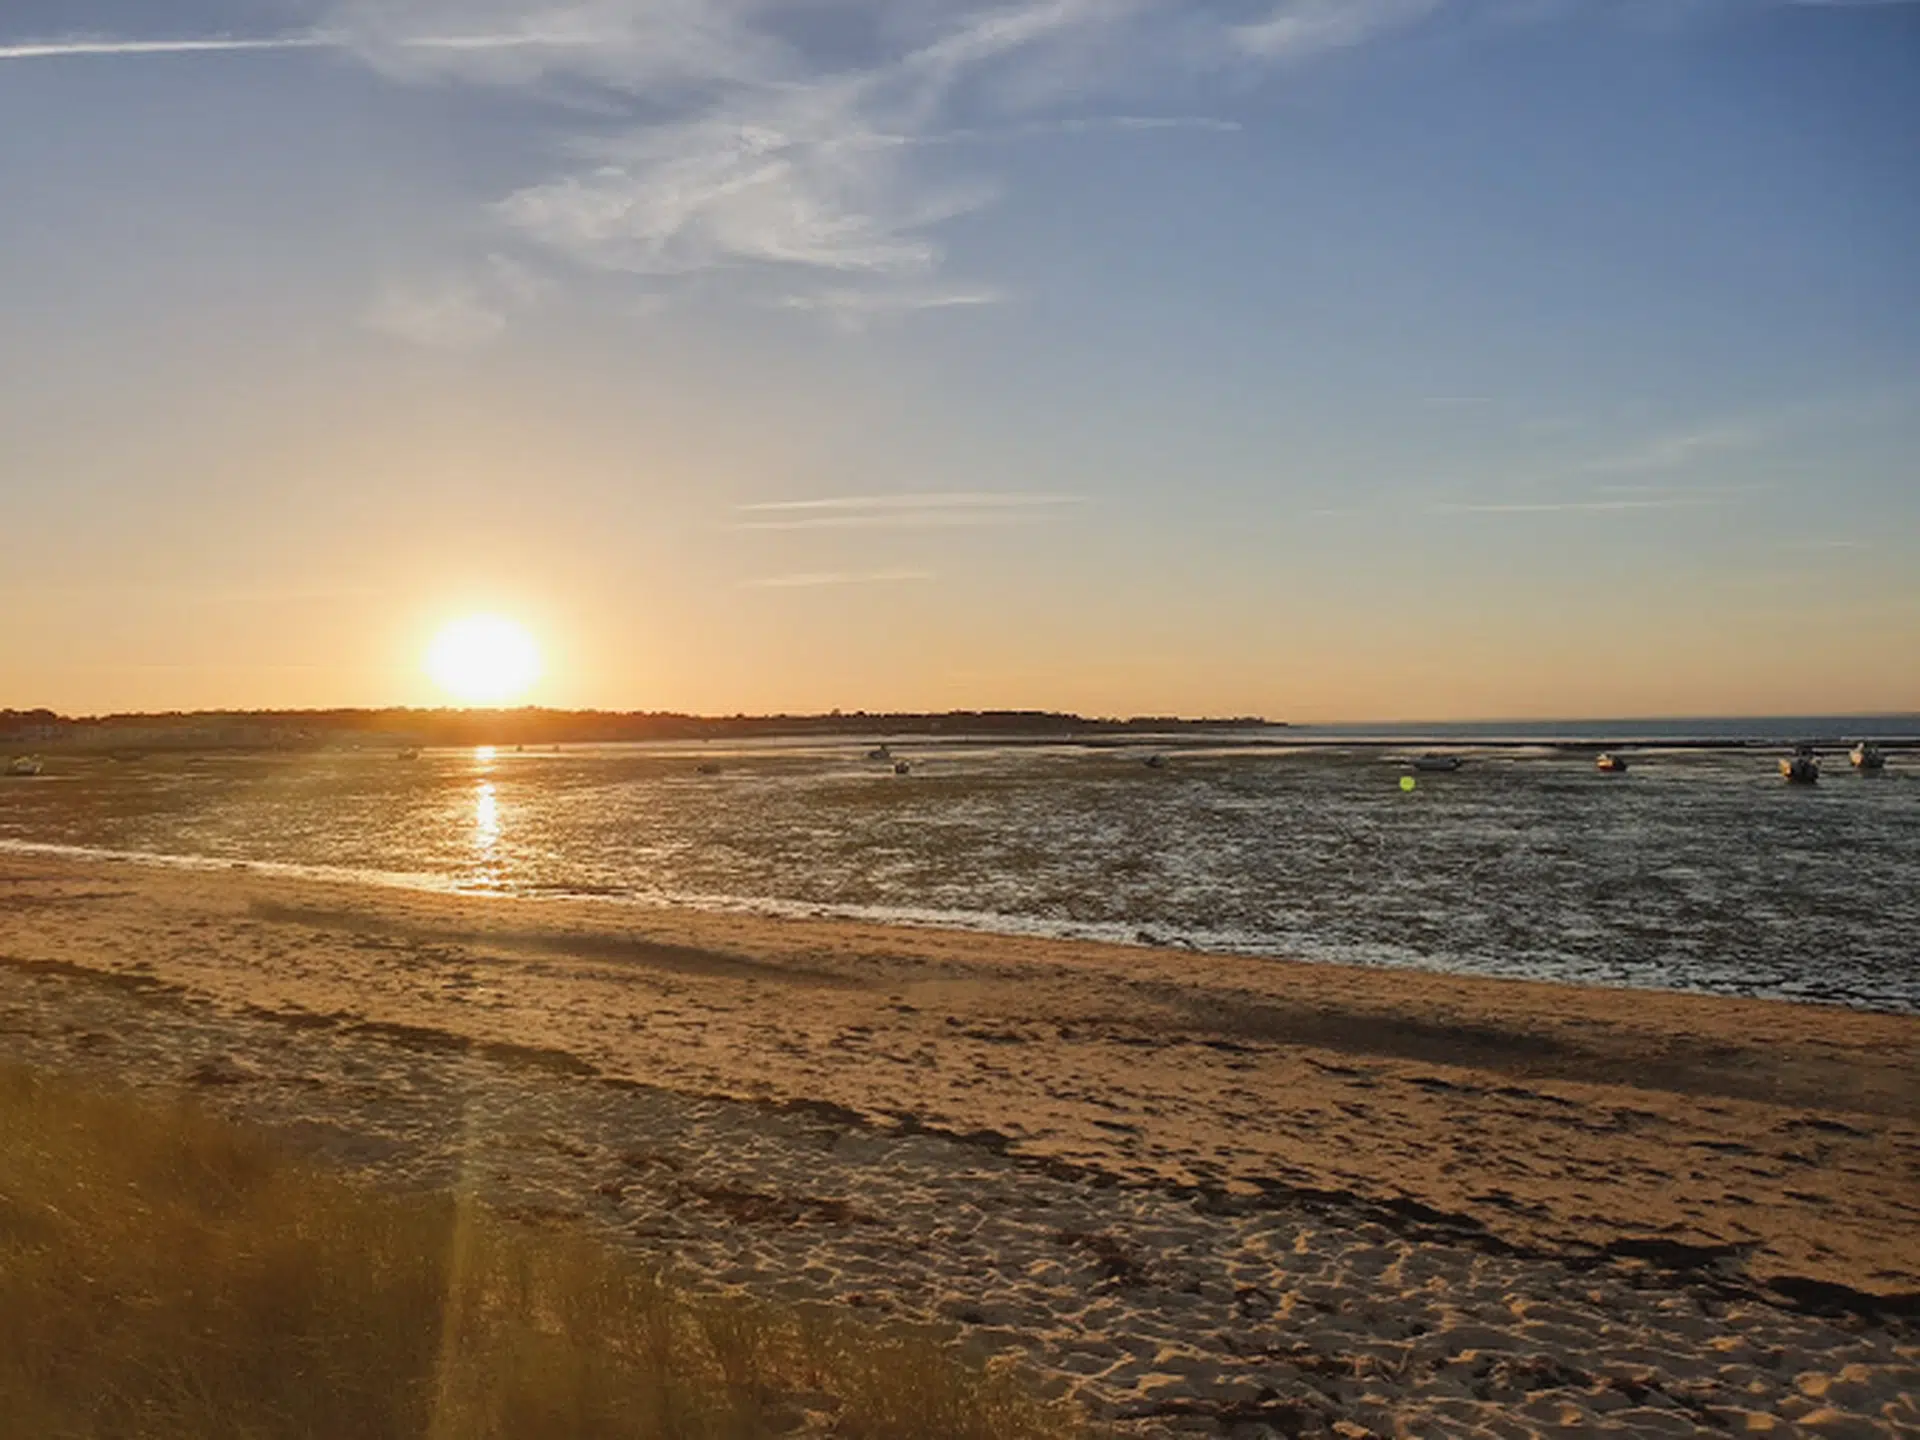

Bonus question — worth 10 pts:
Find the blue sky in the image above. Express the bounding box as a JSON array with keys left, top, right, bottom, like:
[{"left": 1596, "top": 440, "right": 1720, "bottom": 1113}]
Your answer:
[{"left": 2, "top": 0, "right": 1916, "bottom": 719}]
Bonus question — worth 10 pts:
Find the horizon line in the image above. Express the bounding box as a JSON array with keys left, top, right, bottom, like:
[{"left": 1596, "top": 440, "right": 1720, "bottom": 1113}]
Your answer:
[{"left": 9, "top": 705, "right": 1920, "bottom": 728}]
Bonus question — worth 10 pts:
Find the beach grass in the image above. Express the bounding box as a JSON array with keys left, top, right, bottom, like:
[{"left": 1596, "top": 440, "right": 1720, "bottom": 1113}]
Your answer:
[{"left": 0, "top": 1063, "right": 1085, "bottom": 1440}]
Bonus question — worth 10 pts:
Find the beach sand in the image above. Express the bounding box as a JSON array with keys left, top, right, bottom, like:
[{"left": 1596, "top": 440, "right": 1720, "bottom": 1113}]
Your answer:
[{"left": 2, "top": 851, "right": 1915, "bottom": 1436}]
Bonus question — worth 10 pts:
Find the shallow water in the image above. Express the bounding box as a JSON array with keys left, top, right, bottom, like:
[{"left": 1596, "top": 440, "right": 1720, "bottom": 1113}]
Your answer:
[{"left": 3, "top": 732, "right": 1916, "bottom": 1012}]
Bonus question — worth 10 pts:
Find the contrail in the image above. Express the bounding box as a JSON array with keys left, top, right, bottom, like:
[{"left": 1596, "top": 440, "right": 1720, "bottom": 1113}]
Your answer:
[
  {"left": 0, "top": 37, "right": 331, "bottom": 60},
  {"left": 0, "top": 33, "right": 595, "bottom": 62}
]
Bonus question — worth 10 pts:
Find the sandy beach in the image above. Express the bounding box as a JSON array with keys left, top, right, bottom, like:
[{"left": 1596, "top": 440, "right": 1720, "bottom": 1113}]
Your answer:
[{"left": 2, "top": 850, "right": 1915, "bottom": 1436}]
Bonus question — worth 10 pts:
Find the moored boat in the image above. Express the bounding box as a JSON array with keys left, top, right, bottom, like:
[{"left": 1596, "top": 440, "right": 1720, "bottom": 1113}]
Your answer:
[
  {"left": 1596, "top": 752, "right": 1628, "bottom": 774},
  {"left": 1779, "top": 749, "right": 1820, "bottom": 784},
  {"left": 1851, "top": 741, "right": 1886, "bottom": 772},
  {"left": 5, "top": 755, "right": 43, "bottom": 777},
  {"left": 1410, "top": 753, "right": 1462, "bottom": 773}
]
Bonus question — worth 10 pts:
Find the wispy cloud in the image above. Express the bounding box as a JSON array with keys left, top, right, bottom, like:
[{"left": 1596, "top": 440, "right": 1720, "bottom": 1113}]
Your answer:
[
  {"left": 361, "top": 253, "right": 555, "bottom": 347},
  {"left": 1429, "top": 496, "right": 1718, "bottom": 514},
  {"left": 734, "top": 516, "right": 1037, "bottom": 531},
  {"left": 1565, "top": 381, "right": 1911, "bottom": 484},
  {"left": 330, "top": 0, "right": 781, "bottom": 86},
  {"left": 1233, "top": 0, "right": 1445, "bottom": 60},
  {"left": 1581, "top": 423, "right": 1759, "bottom": 476},
  {"left": 472, "top": 3, "right": 1116, "bottom": 285},
  {"left": 322, "top": 1, "right": 1353, "bottom": 322},
  {"left": 0, "top": 1, "right": 1559, "bottom": 331},
  {"left": 363, "top": 278, "right": 508, "bottom": 349},
  {"left": 738, "top": 492, "right": 1079, "bottom": 513},
  {"left": 495, "top": 129, "right": 978, "bottom": 280},
  {"left": 777, "top": 286, "right": 1006, "bottom": 330},
  {"left": 912, "top": 116, "right": 1243, "bottom": 145},
  {"left": 744, "top": 568, "right": 934, "bottom": 589},
  {"left": 734, "top": 491, "right": 1080, "bottom": 531}
]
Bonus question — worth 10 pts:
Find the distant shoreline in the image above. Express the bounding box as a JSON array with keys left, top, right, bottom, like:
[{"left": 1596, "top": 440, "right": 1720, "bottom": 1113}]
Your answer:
[
  {"left": 6, "top": 704, "right": 1918, "bottom": 754},
  {"left": 1, "top": 706, "right": 1279, "bottom": 752}
]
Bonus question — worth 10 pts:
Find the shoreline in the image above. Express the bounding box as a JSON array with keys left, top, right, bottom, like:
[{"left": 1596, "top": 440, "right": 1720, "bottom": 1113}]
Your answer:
[
  {"left": 4, "top": 850, "right": 1913, "bottom": 1290},
  {"left": 4, "top": 851, "right": 1917, "bottom": 1433},
  {"left": 3, "top": 838, "right": 1912, "bottom": 1018}
]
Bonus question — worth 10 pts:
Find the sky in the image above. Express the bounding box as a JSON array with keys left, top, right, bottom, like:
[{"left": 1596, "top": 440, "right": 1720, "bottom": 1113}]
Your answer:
[{"left": 2, "top": 0, "right": 1916, "bottom": 722}]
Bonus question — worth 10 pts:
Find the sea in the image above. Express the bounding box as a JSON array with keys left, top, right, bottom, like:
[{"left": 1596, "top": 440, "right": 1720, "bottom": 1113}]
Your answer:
[{"left": 4, "top": 716, "right": 1917, "bottom": 1014}]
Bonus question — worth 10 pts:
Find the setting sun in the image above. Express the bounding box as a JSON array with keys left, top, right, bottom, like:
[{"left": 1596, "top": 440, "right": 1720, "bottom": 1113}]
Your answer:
[{"left": 425, "top": 615, "right": 541, "bottom": 705}]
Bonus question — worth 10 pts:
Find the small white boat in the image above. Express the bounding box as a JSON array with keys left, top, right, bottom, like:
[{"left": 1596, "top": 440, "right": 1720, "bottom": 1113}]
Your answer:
[
  {"left": 5, "top": 756, "right": 43, "bottom": 777},
  {"left": 1779, "top": 750, "right": 1820, "bottom": 784},
  {"left": 1851, "top": 742, "right": 1886, "bottom": 772},
  {"left": 1595, "top": 752, "right": 1628, "bottom": 774},
  {"left": 1410, "top": 753, "right": 1462, "bottom": 773}
]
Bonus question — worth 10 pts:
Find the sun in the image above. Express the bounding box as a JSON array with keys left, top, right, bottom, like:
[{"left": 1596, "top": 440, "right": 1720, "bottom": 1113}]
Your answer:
[{"left": 425, "top": 615, "right": 541, "bottom": 705}]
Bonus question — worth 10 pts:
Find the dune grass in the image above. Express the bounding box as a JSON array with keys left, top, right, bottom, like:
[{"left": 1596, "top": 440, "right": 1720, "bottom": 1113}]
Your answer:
[{"left": 0, "top": 1063, "right": 1085, "bottom": 1440}]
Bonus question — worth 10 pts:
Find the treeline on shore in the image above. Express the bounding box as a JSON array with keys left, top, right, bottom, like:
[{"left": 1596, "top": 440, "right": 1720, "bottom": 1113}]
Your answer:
[{"left": 3, "top": 707, "right": 1278, "bottom": 752}]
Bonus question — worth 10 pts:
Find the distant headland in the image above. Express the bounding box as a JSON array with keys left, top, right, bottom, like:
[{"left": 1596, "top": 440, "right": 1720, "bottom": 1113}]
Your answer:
[{"left": 0, "top": 708, "right": 1281, "bottom": 753}]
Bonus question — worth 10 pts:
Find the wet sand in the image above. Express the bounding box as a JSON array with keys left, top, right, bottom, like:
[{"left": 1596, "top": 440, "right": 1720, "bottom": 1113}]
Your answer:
[{"left": 2, "top": 852, "right": 1915, "bottom": 1436}]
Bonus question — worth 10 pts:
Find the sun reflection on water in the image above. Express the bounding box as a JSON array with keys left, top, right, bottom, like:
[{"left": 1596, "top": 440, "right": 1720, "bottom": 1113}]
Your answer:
[{"left": 474, "top": 781, "right": 499, "bottom": 856}]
